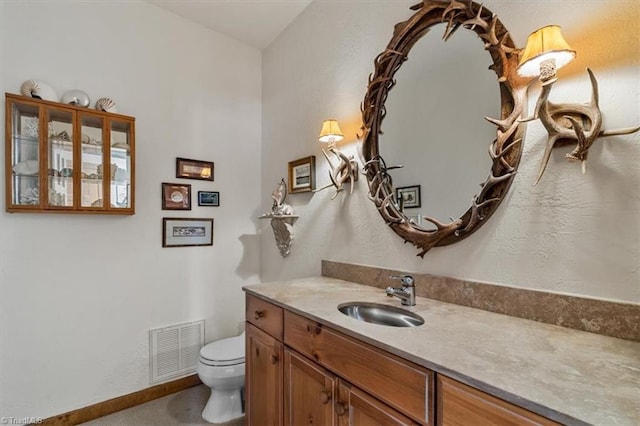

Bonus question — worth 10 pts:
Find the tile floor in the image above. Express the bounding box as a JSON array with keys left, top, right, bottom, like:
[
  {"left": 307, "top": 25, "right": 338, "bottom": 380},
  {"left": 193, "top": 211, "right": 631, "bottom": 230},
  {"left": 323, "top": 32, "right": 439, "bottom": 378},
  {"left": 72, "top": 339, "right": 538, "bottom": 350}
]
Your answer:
[{"left": 82, "top": 385, "right": 244, "bottom": 426}]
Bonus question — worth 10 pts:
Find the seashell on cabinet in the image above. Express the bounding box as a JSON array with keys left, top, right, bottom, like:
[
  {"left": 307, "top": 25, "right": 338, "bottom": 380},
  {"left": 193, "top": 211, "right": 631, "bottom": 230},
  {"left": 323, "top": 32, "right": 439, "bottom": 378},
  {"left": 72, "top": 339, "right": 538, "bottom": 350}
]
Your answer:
[
  {"left": 95, "top": 97, "right": 117, "bottom": 113},
  {"left": 61, "top": 89, "right": 90, "bottom": 107},
  {"left": 20, "top": 80, "right": 38, "bottom": 97},
  {"left": 19, "top": 79, "right": 57, "bottom": 101},
  {"left": 13, "top": 160, "right": 39, "bottom": 175}
]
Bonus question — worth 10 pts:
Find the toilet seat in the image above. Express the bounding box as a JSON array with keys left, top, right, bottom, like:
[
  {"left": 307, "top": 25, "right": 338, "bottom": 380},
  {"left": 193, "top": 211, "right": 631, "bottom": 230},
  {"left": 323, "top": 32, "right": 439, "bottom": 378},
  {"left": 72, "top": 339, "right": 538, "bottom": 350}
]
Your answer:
[{"left": 199, "top": 334, "right": 244, "bottom": 367}]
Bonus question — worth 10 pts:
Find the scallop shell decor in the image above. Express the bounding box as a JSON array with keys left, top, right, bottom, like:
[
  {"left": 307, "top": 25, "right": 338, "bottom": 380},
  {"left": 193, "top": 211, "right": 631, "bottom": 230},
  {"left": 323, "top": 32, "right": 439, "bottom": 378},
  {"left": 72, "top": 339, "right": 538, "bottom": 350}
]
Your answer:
[
  {"left": 20, "top": 79, "right": 57, "bottom": 101},
  {"left": 95, "top": 97, "right": 118, "bottom": 113},
  {"left": 61, "top": 89, "right": 90, "bottom": 107}
]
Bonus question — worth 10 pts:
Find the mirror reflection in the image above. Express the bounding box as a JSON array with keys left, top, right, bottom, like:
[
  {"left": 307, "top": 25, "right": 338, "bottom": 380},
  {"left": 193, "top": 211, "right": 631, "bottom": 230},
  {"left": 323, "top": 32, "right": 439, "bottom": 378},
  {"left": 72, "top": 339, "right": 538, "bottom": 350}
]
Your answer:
[{"left": 381, "top": 25, "right": 498, "bottom": 228}]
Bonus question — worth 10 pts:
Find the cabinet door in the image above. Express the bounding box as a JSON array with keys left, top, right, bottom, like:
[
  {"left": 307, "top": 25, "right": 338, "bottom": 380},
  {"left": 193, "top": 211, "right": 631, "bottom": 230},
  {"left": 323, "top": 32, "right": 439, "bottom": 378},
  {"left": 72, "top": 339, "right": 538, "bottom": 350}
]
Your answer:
[
  {"left": 337, "top": 379, "right": 419, "bottom": 426},
  {"left": 79, "top": 113, "right": 105, "bottom": 209},
  {"left": 108, "top": 118, "right": 134, "bottom": 211},
  {"left": 6, "top": 98, "right": 42, "bottom": 209},
  {"left": 45, "top": 106, "right": 76, "bottom": 209},
  {"left": 437, "top": 376, "right": 559, "bottom": 426},
  {"left": 246, "top": 323, "right": 283, "bottom": 426},
  {"left": 284, "top": 348, "right": 336, "bottom": 426}
]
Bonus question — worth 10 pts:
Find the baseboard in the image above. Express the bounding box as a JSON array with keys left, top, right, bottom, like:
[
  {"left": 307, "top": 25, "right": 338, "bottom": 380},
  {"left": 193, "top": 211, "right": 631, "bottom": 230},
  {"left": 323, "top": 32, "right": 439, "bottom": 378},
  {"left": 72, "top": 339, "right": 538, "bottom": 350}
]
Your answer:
[{"left": 41, "top": 374, "right": 202, "bottom": 425}]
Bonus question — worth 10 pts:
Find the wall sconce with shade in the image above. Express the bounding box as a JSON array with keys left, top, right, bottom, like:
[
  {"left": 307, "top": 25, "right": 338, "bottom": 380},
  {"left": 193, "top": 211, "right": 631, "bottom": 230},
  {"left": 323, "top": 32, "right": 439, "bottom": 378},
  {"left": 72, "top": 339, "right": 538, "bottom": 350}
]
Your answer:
[
  {"left": 314, "top": 119, "right": 359, "bottom": 199},
  {"left": 518, "top": 25, "right": 640, "bottom": 184}
]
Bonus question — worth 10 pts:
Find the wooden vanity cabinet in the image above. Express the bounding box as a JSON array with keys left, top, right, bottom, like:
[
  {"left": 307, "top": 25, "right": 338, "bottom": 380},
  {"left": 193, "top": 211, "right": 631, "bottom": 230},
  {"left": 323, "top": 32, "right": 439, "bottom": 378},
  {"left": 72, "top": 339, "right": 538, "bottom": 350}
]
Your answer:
[
  {"left": 436, "top": 375, "right": 560, "bottom": 426},
  {"left": 246, "top": 293, "right": 568, "bottom": 426},
  {"left": 245, "top": 293, "right": 433, "bottom": 426},
  {"left": 245, "top": 293, "right": 560, "bottom": 426}
]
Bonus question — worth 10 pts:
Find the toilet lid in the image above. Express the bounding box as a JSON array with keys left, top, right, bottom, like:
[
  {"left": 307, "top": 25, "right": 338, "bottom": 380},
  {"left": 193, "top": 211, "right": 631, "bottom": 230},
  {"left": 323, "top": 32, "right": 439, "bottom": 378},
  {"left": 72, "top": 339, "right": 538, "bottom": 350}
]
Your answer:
[{"left": 200, "top": 334, "right": 244, "bottom": 363}]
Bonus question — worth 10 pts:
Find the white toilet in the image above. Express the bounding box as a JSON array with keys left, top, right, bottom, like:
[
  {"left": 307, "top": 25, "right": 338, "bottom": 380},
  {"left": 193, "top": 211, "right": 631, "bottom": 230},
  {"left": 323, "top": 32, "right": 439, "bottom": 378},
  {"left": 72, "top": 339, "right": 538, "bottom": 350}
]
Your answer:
[{"left": 197, "top": 331, "right": 245, "bottom": 424}]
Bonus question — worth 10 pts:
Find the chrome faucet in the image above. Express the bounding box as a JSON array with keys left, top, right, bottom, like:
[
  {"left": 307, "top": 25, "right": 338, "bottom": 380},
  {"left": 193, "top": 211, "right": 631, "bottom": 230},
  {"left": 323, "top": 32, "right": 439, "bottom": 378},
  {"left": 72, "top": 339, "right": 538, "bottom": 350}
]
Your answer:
[{"left": 385, "top": 275, "right": 416, "bottom": 306}]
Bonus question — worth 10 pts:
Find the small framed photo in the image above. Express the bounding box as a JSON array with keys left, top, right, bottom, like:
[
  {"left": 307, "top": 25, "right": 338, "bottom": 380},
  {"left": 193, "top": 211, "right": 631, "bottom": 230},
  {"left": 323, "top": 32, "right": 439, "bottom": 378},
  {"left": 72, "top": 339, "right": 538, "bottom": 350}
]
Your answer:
[
  {"left": 288, "top": 155, "right": 316, "bottom": 193},
  {"left": 198, "top": 191, "right": 219, "bottom": 207},
  {"left": 162, "top": 218, "right": 213, "bottom": 247},
  {"left": 162, "top": 182, "right": 191, "bottom": 210},
  {"left": 396, "top": 185, "right": 421, "bottom": 209},
  {"left": 176, "top": 157, "right": 214, "bottom": 181},
  {"left": 405, "top": 212, "right": 422, "bottom": 226}
]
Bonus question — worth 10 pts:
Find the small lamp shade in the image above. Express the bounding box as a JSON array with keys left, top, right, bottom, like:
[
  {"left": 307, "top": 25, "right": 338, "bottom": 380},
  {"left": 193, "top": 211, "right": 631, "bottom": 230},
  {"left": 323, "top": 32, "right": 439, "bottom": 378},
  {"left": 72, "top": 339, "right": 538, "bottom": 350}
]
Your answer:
[
  {"left": 318, "top": 119, "right": 344, "bottom": 143},
  {"left": 517, "top": 25, "right": 576, "bottom": 78}
]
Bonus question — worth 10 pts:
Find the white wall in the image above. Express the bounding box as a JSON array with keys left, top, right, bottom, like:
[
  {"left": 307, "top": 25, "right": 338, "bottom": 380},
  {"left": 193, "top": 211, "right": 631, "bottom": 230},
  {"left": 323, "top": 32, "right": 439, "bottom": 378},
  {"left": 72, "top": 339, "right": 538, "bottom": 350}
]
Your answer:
[
  {"left": 1, "top": 1, "right": 261, "bottom": 419},
  {"left": 1, "top": 0, "right": 637, "bottom": 420},
  {"left": 261, "top": 0, "right": 640, "bottom": 302}
]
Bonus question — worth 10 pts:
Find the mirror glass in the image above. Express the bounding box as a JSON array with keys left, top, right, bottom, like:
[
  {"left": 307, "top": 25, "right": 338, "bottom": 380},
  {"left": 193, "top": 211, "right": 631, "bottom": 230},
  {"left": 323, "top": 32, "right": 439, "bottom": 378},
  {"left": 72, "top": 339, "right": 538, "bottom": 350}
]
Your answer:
[{"left": 381, "top": 25, "right": 499, "bottom": 228}]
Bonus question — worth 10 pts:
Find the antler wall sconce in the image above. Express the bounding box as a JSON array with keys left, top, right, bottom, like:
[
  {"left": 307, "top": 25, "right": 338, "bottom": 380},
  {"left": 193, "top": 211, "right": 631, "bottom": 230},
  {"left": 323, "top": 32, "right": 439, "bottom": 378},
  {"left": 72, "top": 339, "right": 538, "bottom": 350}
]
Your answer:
[
  {"left": 314, "top": 119, "right": 359, "bottom": 199},
  {"left": 517, "top": 25, "right": 640, "bottom": 184}
]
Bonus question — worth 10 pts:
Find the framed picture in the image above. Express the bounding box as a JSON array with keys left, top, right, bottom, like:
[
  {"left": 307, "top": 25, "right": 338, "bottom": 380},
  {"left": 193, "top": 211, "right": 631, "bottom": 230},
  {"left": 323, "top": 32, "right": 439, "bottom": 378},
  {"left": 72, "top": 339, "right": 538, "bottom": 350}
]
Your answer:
[
  {"left": 162, "top": 182, "right": 191, "bottom": 210},
  {"left": 176, "top": 157, "right": 214, "bottom": 181},
  {"left": 396, "top": 185, "right": 421, "bottom": 209},
  {"left": 162, "top": 218, "right": 214, "bottom": 247},
  {"left": 198, "top": 191, "right": 219, "bottom": 207},
  {"left": 288, "top": 155, "right": 316, "bottom": 193}
]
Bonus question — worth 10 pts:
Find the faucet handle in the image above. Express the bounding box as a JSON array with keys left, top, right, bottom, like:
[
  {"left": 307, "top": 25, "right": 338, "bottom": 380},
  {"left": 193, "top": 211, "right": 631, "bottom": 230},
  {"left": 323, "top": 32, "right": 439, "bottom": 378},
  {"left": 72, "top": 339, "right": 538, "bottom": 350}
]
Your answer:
[{"left": 389, "top": 274, "right": 415, "bottom": 286}]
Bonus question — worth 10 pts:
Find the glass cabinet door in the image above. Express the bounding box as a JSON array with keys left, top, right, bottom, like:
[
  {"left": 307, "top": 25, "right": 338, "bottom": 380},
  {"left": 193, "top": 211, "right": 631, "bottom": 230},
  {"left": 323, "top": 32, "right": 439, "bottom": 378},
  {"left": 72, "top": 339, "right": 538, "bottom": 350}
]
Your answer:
[
  {"left": 109, "top": 119, "right": 132, "bottom": 209},
  {"left": 47, "top": 108, "right": 74, "bottom": 208},
  {"left": 80, "top": 114, "right": 105, "bottom": 208},
  {"left": 9, "top": 101, "right": 41, "bottom": 207}
]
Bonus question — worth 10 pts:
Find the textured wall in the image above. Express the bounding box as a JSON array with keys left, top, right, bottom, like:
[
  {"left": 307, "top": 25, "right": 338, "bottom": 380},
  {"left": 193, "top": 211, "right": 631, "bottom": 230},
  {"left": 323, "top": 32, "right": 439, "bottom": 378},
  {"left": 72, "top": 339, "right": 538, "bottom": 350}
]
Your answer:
[
  {"left": 0, "top": 1, "right": 261, "bottom": 419},
  {"left": 260, "top": 0, "right": 640, "bottom": 302}
]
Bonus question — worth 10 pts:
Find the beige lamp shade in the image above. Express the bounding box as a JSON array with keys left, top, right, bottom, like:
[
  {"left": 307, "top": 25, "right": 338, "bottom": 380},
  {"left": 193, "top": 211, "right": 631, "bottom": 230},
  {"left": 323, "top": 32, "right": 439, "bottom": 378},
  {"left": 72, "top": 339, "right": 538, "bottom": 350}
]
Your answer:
[
  {"left": 318, "top": 119, "right": 344, "bottom": 143},
  {"left": 517, "top": 25, "right": 576, "bottom": 77}
]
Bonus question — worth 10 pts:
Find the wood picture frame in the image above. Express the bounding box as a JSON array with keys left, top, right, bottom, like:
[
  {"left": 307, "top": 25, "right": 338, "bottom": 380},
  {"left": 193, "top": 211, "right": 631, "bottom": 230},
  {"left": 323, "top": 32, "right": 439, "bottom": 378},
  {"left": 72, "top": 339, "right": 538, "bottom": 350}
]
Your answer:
[
  {"left": 396, "top": 185, "right": 421, "bottom": 209},
  {"left": 162, "top": 182, "right": 191, "bottom": 210},
  {"left": 198, "top": 191, "right": 219, "bottom": 207},
  {"left": 288, "top": 155, "right": 316, "bottom": 193},
  {"left": 176, "top": 157, "right": 214, "bottom": 181},
  {"left": 162, "top": 218, "right": 213, "bottom": 247}
]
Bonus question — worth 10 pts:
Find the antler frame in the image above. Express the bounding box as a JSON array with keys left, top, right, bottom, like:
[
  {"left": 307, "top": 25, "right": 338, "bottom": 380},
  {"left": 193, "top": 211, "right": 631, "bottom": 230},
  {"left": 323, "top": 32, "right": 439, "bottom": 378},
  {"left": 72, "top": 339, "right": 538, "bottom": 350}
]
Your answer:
[{"left": 360, "top": 0, "right": 529, "bottom": 257}]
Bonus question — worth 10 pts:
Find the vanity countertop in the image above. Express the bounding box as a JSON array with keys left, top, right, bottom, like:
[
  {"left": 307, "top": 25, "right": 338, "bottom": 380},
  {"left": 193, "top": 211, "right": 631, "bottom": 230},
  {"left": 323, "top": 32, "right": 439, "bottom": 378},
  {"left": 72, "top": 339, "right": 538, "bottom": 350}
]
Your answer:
[{"left": 244, "top": 277, "right": 640, "bottom": 426}]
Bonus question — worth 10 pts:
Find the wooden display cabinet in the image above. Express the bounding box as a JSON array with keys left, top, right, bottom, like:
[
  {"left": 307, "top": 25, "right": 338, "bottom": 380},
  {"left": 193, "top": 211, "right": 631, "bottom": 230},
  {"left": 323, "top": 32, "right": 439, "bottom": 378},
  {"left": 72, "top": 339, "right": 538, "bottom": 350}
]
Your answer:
[{"left": 5, "top": 93, "right": 135, "bottom": 214}]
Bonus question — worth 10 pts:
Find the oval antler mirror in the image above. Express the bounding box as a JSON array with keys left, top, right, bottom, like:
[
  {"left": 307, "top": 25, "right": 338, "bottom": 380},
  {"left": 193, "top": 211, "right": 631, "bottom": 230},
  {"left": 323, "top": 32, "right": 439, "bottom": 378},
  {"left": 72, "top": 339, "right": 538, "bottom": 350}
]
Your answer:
[{"left": 360, "top": 0, "right": 528, "bottom": 257}]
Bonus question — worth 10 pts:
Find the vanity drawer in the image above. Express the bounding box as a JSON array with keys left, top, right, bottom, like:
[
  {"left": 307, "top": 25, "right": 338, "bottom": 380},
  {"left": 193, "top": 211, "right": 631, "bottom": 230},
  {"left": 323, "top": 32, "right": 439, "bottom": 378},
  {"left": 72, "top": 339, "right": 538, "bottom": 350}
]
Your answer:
[
  {"left": 246, "top": 294, "right": 283, "bottom": 340},
  {"left": 437, "top": 375, "right": 560, "bottom": 426},
  {"left": 284, "top": 311, "right": 434, "bottom": 425}
]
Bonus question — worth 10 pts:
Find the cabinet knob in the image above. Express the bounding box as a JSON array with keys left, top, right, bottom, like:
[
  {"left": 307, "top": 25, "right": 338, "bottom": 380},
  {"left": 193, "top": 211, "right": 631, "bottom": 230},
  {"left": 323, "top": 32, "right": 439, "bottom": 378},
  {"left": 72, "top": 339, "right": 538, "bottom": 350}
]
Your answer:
[
  {"left": 271, "top": 353, "right": 279, "bottom": 364},
  {"left": 306, "top": 324, "right": 321, "bottom": 335},
  {"left": 319, "top": 390, "right": 331, "bottom": 405},
  {"left": 254, "top": 310, "right": 264, "bottom": 320},
  {"left": 335, "top": 401, "right": 347, "bottom": 416}
]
